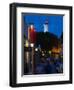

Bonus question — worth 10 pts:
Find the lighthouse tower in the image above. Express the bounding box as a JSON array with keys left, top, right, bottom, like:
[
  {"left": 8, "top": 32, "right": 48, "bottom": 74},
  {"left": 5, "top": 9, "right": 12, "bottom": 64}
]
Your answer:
[
  {"left": 28, "top": 24, "right": 34, "bottom": 41},
  {"left": 44, "top": 21, "right": 48, "bottom": 32}
]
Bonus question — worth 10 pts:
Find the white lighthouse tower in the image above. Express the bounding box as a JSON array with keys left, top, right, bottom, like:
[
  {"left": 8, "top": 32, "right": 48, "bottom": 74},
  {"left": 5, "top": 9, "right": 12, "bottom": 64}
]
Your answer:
[{"left": 44, "top": 21, "right": 48, "bottom": 32}]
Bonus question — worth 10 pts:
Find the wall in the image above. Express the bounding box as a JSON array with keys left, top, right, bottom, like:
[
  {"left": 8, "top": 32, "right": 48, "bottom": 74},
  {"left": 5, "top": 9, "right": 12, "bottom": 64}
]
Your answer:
[{"left": 0, "top": 0, "right": 74, "bottom": 89}]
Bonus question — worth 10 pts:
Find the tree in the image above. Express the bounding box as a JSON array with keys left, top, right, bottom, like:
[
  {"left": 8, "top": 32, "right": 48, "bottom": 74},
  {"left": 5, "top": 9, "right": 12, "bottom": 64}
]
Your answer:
[{"left": 35, "top": 32, "right": 59, "bottom": 50}]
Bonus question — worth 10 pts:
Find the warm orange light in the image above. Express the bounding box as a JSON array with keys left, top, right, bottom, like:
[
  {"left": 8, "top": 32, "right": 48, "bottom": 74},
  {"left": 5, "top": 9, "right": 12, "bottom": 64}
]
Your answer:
[{"left": 52, "top": 47, "right": 62, "bottom": 53}]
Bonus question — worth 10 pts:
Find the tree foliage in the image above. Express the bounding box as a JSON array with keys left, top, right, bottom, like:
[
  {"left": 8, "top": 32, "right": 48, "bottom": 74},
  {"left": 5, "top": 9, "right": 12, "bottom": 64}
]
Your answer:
[{"left": 35, "top": 32, "right": 59, "bottom": 50}]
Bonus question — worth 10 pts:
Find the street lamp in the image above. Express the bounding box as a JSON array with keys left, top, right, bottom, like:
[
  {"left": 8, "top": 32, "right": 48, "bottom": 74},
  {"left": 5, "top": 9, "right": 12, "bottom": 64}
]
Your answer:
[
  {"left": 24, "top": 40, "right": 31, "bottom": 74},
  {"left": 25, "top": 40, "right": 29, "bottom": 47},
  {"left": 35, "top": 48, "right": 38, "bottom": 52},
  {"left": 30, "top": 43, "right": 34, "bottom": 47},
  {"left": 30, "top": 43, "right": 34, "bottom": 74}
]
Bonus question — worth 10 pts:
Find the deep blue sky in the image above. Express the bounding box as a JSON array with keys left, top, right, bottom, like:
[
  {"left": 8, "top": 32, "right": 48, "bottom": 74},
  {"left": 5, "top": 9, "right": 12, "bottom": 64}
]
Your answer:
[{"left": 23, "top": 14, "right": 63, "bottom": 38}]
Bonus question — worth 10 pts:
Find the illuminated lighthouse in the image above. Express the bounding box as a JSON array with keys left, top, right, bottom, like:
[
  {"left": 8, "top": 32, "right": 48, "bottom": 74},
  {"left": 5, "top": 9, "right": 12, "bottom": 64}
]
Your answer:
[
  {"left": 44, "top": 21, "right": 48, "bottom": 32},
  {"left": 28, "top": 24, "right": 37, "bottom": 74},
  {"left": 28, "top": 24, "right": 34, "bottom": 41},
  {"left": 28, "top": 24, "right": 36, "bottom": 43}
]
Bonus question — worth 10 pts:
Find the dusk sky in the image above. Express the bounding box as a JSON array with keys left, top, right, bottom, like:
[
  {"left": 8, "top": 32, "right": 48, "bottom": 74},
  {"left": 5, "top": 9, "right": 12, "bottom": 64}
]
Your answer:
[{"left": 23, "top": 14, "right": 63, "bottom": 38}]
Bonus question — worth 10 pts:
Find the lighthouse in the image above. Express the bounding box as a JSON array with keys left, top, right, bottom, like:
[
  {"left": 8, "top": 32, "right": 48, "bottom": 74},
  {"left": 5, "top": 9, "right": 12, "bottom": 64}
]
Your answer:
[
  {"left": 28, "top": 24, "right": 33, "bottom": 41},
  {"left": 28, "top": 24, "right": 36, "bottom": 43},
  {"left": 44, "top": 21, "right": 48, "bottom": 32},
  {"left": 28, "top": 24, "right": 34, "bottom": 41}
]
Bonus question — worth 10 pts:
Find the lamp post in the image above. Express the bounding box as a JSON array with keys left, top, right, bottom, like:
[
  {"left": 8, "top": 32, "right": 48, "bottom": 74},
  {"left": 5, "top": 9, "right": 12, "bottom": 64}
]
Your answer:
[
  {"left": 24, "top": 40, "right": 31, "bottom": 74},
  {"left": 30, "top": 43, "right": 34, "bottom": 74}
]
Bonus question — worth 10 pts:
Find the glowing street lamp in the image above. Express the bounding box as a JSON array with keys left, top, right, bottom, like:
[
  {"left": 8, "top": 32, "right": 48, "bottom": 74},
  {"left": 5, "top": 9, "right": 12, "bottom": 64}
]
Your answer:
[
  {"left": 24, "top": 40, "right": 31, "bottom": 73},
  {"left": 30, "top": 43, "right": 34, "bottom": 47},
  {"left": 35, "top": 48, "right": 38, "bottom": 52},
  {"left": 49, "top": 50, "right": 51, "bottom": 54},
  {"left": 30, "top": 43, "right": 34, "bottom": 74},
  {"left": 25, "top": 40, "right": 29, "bottom": 47}
]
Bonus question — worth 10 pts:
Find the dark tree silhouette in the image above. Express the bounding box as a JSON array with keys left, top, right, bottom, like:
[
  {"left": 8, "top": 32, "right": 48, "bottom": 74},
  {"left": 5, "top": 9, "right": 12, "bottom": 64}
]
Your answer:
[{"left": 35, "top": 32, "right": 59, "bottom": 50}]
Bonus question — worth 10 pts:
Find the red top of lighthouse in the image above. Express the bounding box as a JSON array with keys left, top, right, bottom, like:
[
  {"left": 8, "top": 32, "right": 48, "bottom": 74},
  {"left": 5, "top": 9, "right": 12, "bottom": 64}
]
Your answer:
[{"left": 28, "top": 24, "right": 37, "bottom": 43}]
